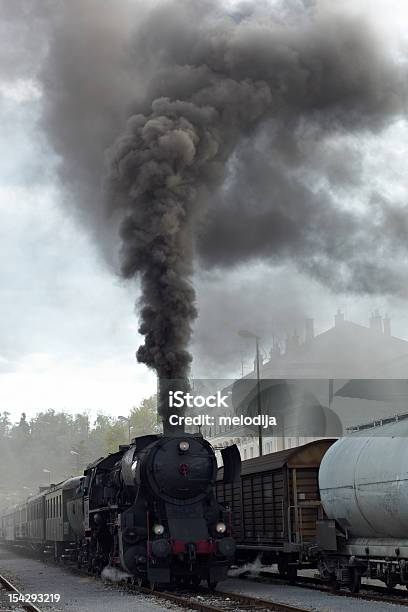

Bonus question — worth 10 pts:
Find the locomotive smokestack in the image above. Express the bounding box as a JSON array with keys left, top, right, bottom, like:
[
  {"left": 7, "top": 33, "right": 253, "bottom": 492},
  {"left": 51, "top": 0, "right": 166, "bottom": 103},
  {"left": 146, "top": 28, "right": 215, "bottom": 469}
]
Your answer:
[{"left": 159, "top": 379, "right": 186, "bottom": 435}]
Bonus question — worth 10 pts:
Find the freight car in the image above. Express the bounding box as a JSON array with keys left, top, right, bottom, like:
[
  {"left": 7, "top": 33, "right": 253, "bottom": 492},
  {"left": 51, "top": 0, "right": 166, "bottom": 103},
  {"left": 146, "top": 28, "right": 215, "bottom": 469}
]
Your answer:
[
  {"left": 317, "top": 419, "right": 408, "bottom": 592},
  {"left": 216, "top": 438, "right": 336, "bottom": 582},
  {"left": 1, "top": 432, "right": 241, "bottom": 589}
]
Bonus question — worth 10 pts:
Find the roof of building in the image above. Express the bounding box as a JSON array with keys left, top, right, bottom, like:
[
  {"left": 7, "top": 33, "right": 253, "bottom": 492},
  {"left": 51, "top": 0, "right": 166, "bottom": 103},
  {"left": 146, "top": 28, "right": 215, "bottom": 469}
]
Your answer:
[{"left": 258, "top": 318, "right": 408, "bottom": 379}]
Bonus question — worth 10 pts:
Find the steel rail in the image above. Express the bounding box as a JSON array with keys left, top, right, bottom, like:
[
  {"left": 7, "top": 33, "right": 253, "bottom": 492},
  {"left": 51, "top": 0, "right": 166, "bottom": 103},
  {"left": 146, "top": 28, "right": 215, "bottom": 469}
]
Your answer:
[
  {"left": 239, "top": 570, "right": 408, "bottom": 608},
  {"left": 0, "top": 573, "right": 42, "bottom": 612},
  {"left": 131, "top": 584, "right": 311, "bottom": 612}
]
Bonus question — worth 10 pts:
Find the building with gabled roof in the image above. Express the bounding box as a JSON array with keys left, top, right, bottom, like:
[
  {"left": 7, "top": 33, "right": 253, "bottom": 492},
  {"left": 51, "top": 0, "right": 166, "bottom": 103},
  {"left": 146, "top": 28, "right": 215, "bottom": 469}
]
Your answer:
[{"left": 205, "top": 311, "right": 408, "bottom": 461}]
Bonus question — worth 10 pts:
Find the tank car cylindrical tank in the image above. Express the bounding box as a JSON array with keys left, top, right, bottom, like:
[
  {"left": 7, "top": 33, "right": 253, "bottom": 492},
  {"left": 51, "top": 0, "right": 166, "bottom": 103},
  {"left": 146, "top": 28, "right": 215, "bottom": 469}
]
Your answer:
[{"left": 319, "top": 420, "right": 408, "bottom": 538}]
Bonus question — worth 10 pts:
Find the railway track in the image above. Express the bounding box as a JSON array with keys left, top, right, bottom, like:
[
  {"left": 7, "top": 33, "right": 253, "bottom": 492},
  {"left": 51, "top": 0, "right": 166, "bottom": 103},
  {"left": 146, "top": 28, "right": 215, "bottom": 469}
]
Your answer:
[
  {"left": 0, "top": 546, "right": 310, "bottom": 612},
  {"left": 129, "top": 583, "right": 312, "bottom": 612},
  {"left": 0, "top": 574, "right": 41, "bottom": 612},
  {"left": 238, "top": 569, "right": 408, "bottom": 608},
  {"left": 65, "top": 556, "right": 311, "bottom": 612}
]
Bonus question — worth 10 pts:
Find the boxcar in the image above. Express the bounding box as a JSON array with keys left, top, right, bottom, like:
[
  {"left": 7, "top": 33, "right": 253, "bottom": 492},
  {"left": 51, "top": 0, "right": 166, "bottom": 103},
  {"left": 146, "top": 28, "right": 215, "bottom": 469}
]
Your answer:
[{"left": 216, "top": 438, "right": 336, "bottom": 580}]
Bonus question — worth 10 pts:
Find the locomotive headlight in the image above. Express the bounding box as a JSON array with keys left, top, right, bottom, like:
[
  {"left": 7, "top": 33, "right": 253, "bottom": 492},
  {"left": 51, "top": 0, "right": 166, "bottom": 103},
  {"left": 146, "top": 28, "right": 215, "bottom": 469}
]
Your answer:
[
  {"left": 153, "top": 523, "right": 165, "bottom": 535},
  {"left": 179, "top": 440, "right": 190, "bottom": 452},
  {"left": 215, "top": 521, "right": 226, "bottom": 534}
]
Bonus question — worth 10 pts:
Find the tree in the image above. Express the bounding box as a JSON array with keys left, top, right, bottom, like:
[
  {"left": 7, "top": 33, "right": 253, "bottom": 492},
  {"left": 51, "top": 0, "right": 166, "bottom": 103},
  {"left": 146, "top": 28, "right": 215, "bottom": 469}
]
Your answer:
[
  {"left": 0, "top": 411, "right": 11, "bottom": 437},
  {"left": 0, "top": 394, "right": 161, "bottom": 508},
  {"left": 105, "top": 421, "right": 128, "bottom": 454},
  {"left": 129, "top": 395, "right": 158, "bottom": 437},
  {"left": 18, "top": 412, "right": 30, "bottom": 436}
]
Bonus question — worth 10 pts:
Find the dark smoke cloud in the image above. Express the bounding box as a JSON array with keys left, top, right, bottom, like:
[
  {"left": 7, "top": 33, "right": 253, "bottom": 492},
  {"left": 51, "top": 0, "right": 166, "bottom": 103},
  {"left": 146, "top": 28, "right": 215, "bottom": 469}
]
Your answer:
[
  {"left": 4, "top": 1, "right": 408, "bottom": 411},
  {"left": 196, "top": 145, "right": 407, "bottom": 294}
]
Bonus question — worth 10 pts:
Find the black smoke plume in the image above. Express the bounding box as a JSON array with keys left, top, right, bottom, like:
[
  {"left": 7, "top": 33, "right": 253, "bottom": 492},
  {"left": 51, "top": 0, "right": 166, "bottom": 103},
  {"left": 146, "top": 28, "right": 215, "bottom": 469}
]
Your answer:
[{"left": 3, "top": 1, "right": 407, "bottom": 419}]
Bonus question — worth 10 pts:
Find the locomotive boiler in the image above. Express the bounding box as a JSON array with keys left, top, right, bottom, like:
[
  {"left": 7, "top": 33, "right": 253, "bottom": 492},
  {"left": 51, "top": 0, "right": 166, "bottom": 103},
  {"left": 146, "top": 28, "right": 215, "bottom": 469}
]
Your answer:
[
  {"left": 70, "top": 432, "right": 240, "bottom": 588},
  {"left": 317, "top": 419, "right": 408, "bottom": 591}
]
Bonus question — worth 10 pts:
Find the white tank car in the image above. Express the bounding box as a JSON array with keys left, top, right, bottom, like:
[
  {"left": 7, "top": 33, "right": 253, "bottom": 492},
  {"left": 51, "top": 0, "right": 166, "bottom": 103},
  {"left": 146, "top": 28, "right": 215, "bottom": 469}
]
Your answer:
[{"left": 319, "top": 419, "right": 408, "bottom": 539}]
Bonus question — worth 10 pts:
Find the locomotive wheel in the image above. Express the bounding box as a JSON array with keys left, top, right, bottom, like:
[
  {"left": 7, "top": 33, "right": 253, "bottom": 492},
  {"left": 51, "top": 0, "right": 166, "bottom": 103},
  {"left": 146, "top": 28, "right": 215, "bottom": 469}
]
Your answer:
[
  {"left": 329, "top": 576, "right": 340, "bottom": 593},
  {"left": 191, "top": 575, "right": 201, "bottom": 588},
  {"left": 350, "top": 569, "right": 361, "bottom": 594},
  {"left": 207, "top": 579, "right": 218, "bottom": 591},
  {"left": 149, "top": 581, "right": 156, "bottom": 592},
  {"left": 287, "top": 566, "right": 297, "bottom": 585},
  {"left": 277, "top": 561, "right": 287, "bottom": 577}
]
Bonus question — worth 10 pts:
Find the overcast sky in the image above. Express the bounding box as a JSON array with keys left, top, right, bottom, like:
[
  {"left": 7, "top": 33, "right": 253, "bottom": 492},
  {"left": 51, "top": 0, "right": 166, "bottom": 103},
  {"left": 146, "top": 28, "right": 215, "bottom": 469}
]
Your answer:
[
  {"left": 0, "top": 79, "right": 157, "bottom": 420},
  {"left": 1, "top": 0, "right": 408, "bottom": 423}
]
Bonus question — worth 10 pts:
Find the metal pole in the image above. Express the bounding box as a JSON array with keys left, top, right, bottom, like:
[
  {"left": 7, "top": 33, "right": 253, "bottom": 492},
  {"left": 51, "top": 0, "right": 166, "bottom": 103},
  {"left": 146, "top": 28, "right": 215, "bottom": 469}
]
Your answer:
[{"left": 255, "top": 337, "right": 263, "bottom": 456}]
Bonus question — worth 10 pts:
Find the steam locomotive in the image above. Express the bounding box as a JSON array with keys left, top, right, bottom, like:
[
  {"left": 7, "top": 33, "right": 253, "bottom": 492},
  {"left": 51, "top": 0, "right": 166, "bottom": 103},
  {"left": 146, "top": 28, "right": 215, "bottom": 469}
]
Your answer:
[{"left": 1, "top": 432, "right": 241, "bottom": 589}]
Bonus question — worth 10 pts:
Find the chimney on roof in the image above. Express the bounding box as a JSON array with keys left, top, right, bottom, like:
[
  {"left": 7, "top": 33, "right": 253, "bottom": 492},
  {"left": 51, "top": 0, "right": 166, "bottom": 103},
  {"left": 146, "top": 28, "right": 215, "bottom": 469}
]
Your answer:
[
  {"left": 285, "top": 330, "right": 300, "bottom": 354},
  {"left": 334, "top": 309, "right": 344, "bottom": 327},
  {"left": 383, "top": 315, "right": 391, "bottom": 336},
  {"left": 305, "top": 318, "right": 314, "bottom": 342},
  {"left": 369, "top": 310, "right": 383, "bottom": 333}
]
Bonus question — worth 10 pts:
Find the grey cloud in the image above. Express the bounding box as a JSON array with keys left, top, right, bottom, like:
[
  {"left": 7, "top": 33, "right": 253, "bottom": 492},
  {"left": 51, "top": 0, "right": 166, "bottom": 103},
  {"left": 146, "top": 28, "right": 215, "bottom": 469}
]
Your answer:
[{"left": 5, "top": 0, "right": 408, "bottom": 399}]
